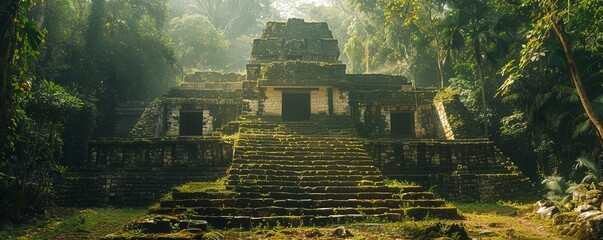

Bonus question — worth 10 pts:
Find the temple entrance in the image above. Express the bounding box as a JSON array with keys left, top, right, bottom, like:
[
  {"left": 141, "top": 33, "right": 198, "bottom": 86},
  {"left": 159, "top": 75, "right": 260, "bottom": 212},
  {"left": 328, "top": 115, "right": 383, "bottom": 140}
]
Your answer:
[
  {"left": 282, "top": 92, "right": 311, "bottom": 121},
  {"left": 180, "top": 111, "right": 203, "bottom": 136},
  {"left": 390, "top": 112, "right": 415, "bottom": 137}
]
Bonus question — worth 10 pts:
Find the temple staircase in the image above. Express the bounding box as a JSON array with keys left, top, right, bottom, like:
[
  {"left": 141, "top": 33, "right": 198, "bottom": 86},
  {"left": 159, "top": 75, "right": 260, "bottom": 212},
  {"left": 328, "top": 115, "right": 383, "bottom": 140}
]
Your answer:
[{"left": 150, "top": 117, "right": 459, "bottom": 228}]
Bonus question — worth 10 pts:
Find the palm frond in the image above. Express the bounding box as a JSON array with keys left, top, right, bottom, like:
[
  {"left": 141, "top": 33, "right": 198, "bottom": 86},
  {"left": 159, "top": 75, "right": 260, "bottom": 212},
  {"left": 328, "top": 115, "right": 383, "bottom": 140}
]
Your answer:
[
  {"left": 551, "top": 111, "right": 569, "bottom": 128},
  {"left": 575, "top": 156, "right": 601, "bottom": 183},
  {"left": 572, "top": 120, "right": 592, "bottom": 138}
]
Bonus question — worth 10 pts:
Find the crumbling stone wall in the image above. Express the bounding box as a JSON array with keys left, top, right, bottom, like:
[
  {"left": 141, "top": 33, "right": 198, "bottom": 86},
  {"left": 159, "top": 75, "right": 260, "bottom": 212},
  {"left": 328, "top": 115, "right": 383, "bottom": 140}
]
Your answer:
[
  {"left": 365, "top": 139, "right": 532, "bottom": 201},
  {"left": 131, "top": 90, "right": 242, "bottom": 138},
  {"left": 184, "top": 71, "right": 243, "bottom": 82},
  {"left": 130, "top": 98, "right": 166, "bottom": 138},
  {"left": 58, "top": 138, "right": 232, "bottom": 206},
  {"left": 440, "top": 95, "right": 484, "bottom": 138},
  {"left": 262, "top": 87, "right": 282, "bottom": 116},
  {"left": 89, "top": 138, "right": 231, "bottom": 168},
  {"left": 164, "top": 105, "right": 213, "bottom": 137},
  {"left": 57, "top": 168, "right": 225, "bottom": 206},
  {"left": 250, "top": 18, "right": 340, "bottom": 64},
  {"left": 380, "top": 104, "right": 444, "bottom": 138},
  {"left": 332, "top": 87, "right": 349, "bottom": 116},
  {"left": 252, "top": 61, "right": 346, "bottom": 86},
  {"left": 349, "top": 88, "right": 445, "bottom": 138},
  {"left": 310, "top": 87, "right": 329, "bottom": 115}
]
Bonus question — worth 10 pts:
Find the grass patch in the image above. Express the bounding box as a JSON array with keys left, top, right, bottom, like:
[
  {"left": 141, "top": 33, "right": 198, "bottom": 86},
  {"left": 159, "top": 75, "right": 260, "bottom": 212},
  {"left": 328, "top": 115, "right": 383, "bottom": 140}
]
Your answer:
[
  {"left": 0, "top": 207, "right": 146, "bottom": 240},
  {"left": 174, "top": 176, "right": 228, "bottom": 193},
  {"left": 454, "top": 201, "right": 570, "bottom": 240},
  {"left": 454, "top": 200, "right": 530, "bottom": 215},
  {"left": 383, "top": 179, "right": 418, "bottom": 188}
]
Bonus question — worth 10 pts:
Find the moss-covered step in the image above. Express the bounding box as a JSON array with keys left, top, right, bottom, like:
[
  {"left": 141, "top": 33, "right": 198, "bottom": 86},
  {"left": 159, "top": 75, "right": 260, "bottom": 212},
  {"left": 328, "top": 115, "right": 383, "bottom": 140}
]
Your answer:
[
  {"left": 226, "top": 173, "right": 384, "bottom": 182},
  {"left": 225, "top": 179, "right": 385, "bottom": 187},
  {"left": 230, "top": 163, "right": 378, "bottom": 171},
  {"left": 229, "top": 185, "right": 397, "bottom": 193}
]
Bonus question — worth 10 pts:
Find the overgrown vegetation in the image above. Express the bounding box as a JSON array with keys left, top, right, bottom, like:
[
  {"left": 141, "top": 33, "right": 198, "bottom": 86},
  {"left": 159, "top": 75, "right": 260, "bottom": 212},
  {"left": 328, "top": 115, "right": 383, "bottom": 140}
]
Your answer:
[
  {"left": 174, "top": 177, "right": 228, "bottom": 193},
  {"left": 0, "top": 207, "right": 146, "bottom": 240},
  {"left": 383, "top": 179, "right": 418, "bottom": 187}
]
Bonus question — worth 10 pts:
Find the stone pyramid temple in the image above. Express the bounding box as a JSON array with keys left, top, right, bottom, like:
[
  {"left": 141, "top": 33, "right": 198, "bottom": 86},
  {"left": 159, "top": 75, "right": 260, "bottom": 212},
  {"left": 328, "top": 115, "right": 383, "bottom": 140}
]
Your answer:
[{"left": 60, "top": 19, "right": 532, "bottom": 232}]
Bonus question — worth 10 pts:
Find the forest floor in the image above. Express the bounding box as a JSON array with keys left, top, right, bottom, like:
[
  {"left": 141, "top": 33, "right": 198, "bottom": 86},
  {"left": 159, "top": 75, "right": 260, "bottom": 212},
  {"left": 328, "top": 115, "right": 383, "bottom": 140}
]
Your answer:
[{"left": 0, "top": 201, "right": 572, "bottom": 240}]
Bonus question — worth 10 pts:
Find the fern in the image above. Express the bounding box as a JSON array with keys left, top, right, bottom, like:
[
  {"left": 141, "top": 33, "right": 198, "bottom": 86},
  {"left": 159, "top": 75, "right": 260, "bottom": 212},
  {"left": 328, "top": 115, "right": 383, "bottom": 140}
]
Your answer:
[
  {"left": 541, "top": 176, "right": 575, "bottom": 204},
  {"left": 575, "top": 156, "right": 601, "bottom": 184}
]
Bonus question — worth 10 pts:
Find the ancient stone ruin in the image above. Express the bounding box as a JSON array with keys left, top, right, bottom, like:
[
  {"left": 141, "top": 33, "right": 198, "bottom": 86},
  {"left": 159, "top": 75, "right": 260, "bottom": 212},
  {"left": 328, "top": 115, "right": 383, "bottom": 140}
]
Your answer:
[{"left": 60, "top": 19, "right": 532, "bottom": 231}]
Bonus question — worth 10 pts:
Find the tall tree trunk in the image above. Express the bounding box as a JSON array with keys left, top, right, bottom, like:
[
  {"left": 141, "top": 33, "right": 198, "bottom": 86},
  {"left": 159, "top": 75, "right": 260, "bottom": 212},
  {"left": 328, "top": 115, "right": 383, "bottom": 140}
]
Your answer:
[
  {"left": 364, "top": 38, "right": 370, "bottom": 73},
  {"left": 473, "top": 45, "right": 489, "bottom": 137},
  {"left": 86, "top": 0, "right": 104, "bottom": 52},
  {"left": 426, "top": 6, "right": 445, "bottom": 88},
  {"left": 0, "top": 0, "right": 19, "bottom": 157},
  {"left": 552, "top": 20, "right": 603, "bottom": 144},
  {"left": 435, "top": 39, "right": 445, "bottom": 88}
]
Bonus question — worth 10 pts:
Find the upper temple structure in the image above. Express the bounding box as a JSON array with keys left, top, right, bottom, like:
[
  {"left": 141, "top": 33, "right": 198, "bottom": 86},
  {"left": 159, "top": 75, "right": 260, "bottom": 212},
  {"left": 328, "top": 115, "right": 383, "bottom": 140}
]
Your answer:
[{"left": 62, "top": 19, "right": 531, "bottom": 220}]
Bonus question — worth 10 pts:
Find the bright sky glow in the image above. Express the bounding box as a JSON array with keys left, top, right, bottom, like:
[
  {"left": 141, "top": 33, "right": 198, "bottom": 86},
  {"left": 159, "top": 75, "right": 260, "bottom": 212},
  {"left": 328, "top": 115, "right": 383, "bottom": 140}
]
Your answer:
[{"left": 272, "top": 0, "right": 334, "bottom": 18}]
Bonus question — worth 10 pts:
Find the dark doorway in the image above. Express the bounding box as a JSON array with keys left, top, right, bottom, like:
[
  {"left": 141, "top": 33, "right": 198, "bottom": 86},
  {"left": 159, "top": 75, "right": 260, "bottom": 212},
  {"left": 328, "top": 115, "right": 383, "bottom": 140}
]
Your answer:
[
  {"left": 391, "top": 112, "right": 415, "bottom": 137},
  {"left": 180, "top": 111, "right": 203, "bottom": 136},
  {"left": 282, "top": 93, "right": 311, "bottom": 121}
]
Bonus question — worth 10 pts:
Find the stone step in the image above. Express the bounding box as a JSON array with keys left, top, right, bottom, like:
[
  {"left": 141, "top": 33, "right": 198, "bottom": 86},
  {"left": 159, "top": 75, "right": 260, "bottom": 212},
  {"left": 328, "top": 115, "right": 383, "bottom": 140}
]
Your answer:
[
  {"left": 236, "top": 142, "right": 365, "bottom": 148},
  {"left": 171, "top": 191, "right": 236, "bottom": 200},
  {"left": 190, "top": 206, "right": 397, "bottom": 217},
  {"left": 226, "top": 179, "right": 384, "bottom": 187},
  {"left": 184, "top": 207, "right": 459, "bottom": 228},
  {"left": 235, "top": 154, "right": 374, "bottom": 161},
  {"left": 234, "top": 146, "right": 367, "bottom": 152},
  {"left": 227, "top": 185, "right": 397, "bottom": 194},
  {"left": 400, "top": 192, "right": 435, "bottom": 199},
  {"left": 187, "top": 213, "right": 403, "bottom": 228},
  {"left": 228, "top": 168, "right": 382, "bottom": 176},
  {"left": 241, "top": 123, "right": 354, "bottom": 128},
  {"left": 239, "top": 125, "right": 355, "bottom": 131},
  {"left": 236, "top": 142, "right": 364, "bottom": 149},
  {"left": 397, "top": 185, "right": 427, "bottom": 192},
  {"left": 230, "top": 163, "right": 378, "bottom": 171},
  {"left": 237, "top": 150, "right": 369, "bottom": 156},
  {"left": 232, "top": 159, "right": 377, "bottom": 165},
  {"left": 238, "top": 135, "right": 361, "bottom": 141},
  {"left": 272, "top": 199, "right": 448, "bottom": 208},
  {"left": 227, "top": 174, "right": 383, "bottom": 182},
  {"left": 160, "top": 198, "right": 447, "bottom": 209},
  {"left": 234, "top": 191, "right": 398, "bottom": 200},
  {"left": 187, "top": 206, "right": 457, "bottom": 219}
]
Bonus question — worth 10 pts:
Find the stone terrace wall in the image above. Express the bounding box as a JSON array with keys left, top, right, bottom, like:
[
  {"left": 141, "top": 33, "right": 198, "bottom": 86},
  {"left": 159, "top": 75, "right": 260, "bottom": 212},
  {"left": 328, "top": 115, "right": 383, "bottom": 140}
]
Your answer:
[
  {"left": 57, "top": 138, "right": 232, "bottom": 206},
  {"left": 365, "top": 139, "right": 532, "bottom": 201},
  {"left": 183, "top": 72, "right": 243, "bottom": 82}
]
